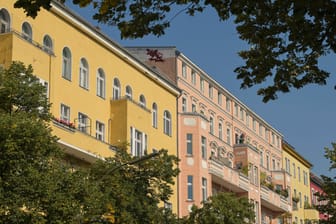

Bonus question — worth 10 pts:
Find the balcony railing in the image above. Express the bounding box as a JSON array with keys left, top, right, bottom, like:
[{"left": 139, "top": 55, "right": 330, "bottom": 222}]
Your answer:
[
  {"left": 209, "top": 156, "right": 248, "bottom": 193},
  {"left": 260, "top": 186, "right": 290, "bottom": 213}
]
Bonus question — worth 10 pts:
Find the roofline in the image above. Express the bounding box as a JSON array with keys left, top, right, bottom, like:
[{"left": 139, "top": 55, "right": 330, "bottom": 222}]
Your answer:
[
  {"left": 282, "top": 140, "right": 313, "bottom": 168},
  {"left": 176, "top": 51, "right": 283, "bottom": 137},
  {"left": 50, "top": 1, "right": 180, "bottom": 96}
]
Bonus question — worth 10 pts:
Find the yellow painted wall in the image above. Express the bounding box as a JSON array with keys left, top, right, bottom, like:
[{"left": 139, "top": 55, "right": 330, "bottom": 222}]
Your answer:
[
  {"left": 1, "top": 0, "right": 179, "bottom": 212},
  {"left": 282, "top": 143, "right": 315, "bottom": 223}
]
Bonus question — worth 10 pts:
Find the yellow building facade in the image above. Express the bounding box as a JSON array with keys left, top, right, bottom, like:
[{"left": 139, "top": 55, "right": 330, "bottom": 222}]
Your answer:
[
  {"left": 282, "top": 141, "right": 319, "bottom": 224},
  {"left": 0, "top": 0, "right": 179, "bottom": 211}
]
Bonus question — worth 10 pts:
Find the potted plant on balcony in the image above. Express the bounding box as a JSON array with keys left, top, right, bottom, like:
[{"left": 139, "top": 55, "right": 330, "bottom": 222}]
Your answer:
[{"left": 292, "top": 196, "right": 300, "bottom": 203}]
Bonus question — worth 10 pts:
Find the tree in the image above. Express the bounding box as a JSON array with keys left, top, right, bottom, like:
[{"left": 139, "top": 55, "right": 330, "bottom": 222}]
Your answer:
[
  {"left": 181, "top": 192, "right": 255, "bottom": 224},
  {"left": 13, "top": 0, "right": 336, "bottom": 102},
  {"left": 0, "top": 62, "right": 105, "bottom": 223},
  {"left": 315, "top": 143, "right": 336, "bottom": 224},
  {"left": 88, "top": 147, "right": 180, "bottom": 224}
]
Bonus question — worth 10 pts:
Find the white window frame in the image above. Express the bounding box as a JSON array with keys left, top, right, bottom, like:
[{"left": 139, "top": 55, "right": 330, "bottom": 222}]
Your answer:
[
  {"left": 182, "top": 62, "right": 187, "bottom": 78},
  {"left": 79, "top": 58, "right": 89, "bottom": 89},
  {"left": 209, "top": 116, "right": 214, "bottom": 134},
  {"left": 139, "top": 94, "right": 146, "bottom": 108},
  {"left": 202, "top": 177, "right": 207, "bottom": 202},
  {"left": 78, "top": 112, "right": 88, "bottom": 133},
  {"left": 62, "top": 47, "right": 72, "bottom": 80},
  {"left": 130, "top": 127, "right": 147, "bottom": 157},
  {"left": 97, "top": 68, "right": 105, "bottom": 98},
  {"left": 22, "top": 22, "right": 32, "bottom": 42},
  {"left": 0, "top": 9, "right": 10, "bottom": 33},
  {"left": 43, "top": 35, "right": 53, "bottom": 54},
  {"left": 187, "top": 133, "right": 193, "bottom": 155},
  {"left": 209, "top": 85, "right": 213, "bottom": 99},
  {"left": 163, "top": 110, "right": 172, "bottom": 136},
  {"left": 187, "top": 175, "right": 193, "bottom": 200},
  {"left": 191, "top": 70, "right": 196, "bottom": 85},
  {"left": 201, "top": 136, "right": 207, "bottom": 159},
  {"left": 125, "top": 85, "right": 132, "bottom": 99},
  {"left": 182, "top": 97, "right": 187, "bottom": 112},
  {"left": 218, "top": 122, "right": 223, "bottom": 140},
  {"left": 60, "top": 104, "right": 70, "bottom": 122},
  {"left": 152, "top": 103, "right": 158, "bottom": 128},
  {"left": 96, "top": 121, "right": 105, "bottom": 141},
  {"left": 112, "top": 78, "right": 121, "bottom": 100}
]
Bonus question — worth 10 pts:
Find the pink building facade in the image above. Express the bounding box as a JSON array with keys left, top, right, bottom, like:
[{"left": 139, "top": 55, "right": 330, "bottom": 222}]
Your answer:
[
  {"left": 310, "top": 172, "right": 329, "bottom": 221},
  {"left": 126, "top": 47, "right": 292, "bottom": 223}
]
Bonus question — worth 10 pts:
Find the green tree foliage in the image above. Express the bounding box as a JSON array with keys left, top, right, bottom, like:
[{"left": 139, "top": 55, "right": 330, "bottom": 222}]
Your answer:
[
  {"left": 181, "top": 192, "right": 255, "bottom": 224},
  {"left": 14, "top": 0, "right": 336, "bottom": 102},
  {"left": 88, "top": 147, "right": 180, "bottom": 224},
  {"left": 0, "top": 62, "right": 105, "bottom": 224},
  {"left": 315, "top": 143, "right": 336, "bottom": 224}
]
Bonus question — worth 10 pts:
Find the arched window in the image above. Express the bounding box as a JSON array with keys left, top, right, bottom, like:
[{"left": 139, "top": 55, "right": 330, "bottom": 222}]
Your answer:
[
  {"left": 43, "top": 35, "right": 53, "bottom": 53},
  {"left": 62, "top": 47, "right": 72, "bottom": 80},
  {"left": 163, "top": 110, "right": 171, "bottom": 136},
  {"left": 152, "top": 103, "right": 158, "bottom": 128},
  {"left": 139, "top": 94, "right": 146, "bottom": 108},
  {"left": 22, "top": 22, "right": 32, "bottom": 41},
  {"left": 79, "top": 58, "right": 89, "bottom": 89},
  {"left": 112, "top": 78, "right": 121, "bottom": 100},
  {"left": 0, "top": 9, "right": 10, "bottom": 33},
  {"left": 125, "top": 85, "right": 132, "bottom": 99},
  {"left": 96, "top": 68, "right": 105, "bottom": 98}
]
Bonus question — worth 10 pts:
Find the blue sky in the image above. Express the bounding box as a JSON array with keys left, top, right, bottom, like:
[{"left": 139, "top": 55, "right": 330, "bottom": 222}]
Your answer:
[{"left": 67, "top": 3, "right": 336, "bottom": 177}]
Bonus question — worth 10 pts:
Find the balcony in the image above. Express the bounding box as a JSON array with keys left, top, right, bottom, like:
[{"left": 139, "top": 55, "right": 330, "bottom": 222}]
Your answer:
[
  {"left": 260, "top": 186, "right": 290, "bottom": 213},
  {"left": 209, "top": 156, "right": 249, "bottom": 193},
  {"left": 52, "top": 119, "right": 115, "bottom": 163}
]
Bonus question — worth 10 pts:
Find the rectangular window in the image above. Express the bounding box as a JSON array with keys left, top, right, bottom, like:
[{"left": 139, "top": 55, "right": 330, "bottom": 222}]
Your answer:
[
  {"left": 78, "top": 112, "right": 89, "bottom": 133},
  {"left": 182, "top": 62, "right": 187, "bottom": 78},
  {"left": 209, "top": 85, "right": 213, "bottom": 99},
  {"left": 191, "top": 70, "right": 196, "bottom": 85},
  {"left": 187, "top": 133, "right": 193, "bottom": 155},
  {"left": 200, "top": 78, "right": 204, "bottom": 93},
  {"left": 218, "top": 93, "right": 222, "bottom": 105},
  {"left": 266, "top": 154, "right": 270, "bottom": 170},
  {"left": 240, "top": 108, "right": 244, "bottom": 120},
  {"left": 253, "top": 119, "right": 256, "bottom": 131},
  {"left": 187, "top": 175, "right": 193, "bottom": 200},
  {"left": 259, "top": 124, "right": 263, "bottom": 136},
  {"left": 293, "top": 163, "right": 296, "bottom": 178},
  {"left": 260, "top": 151, "right": 264, "bottom": 167},
  {"left": 39, "top": 78, "right": 49, "bottom": 98},
  {"left": 272, "top": 158, "right": 276, "bottom": 170},
  {"left": 201, "top": 136, "right": 207, "bottom": 160},
  {"left": 303, "top": 171, "right": 308, "bottom": 185},
  {"left": 246, "top": 114, "right": 249, "bottom": 127},
  {"left": 226, "top": 128, "right": 231, "bottom": 145},
  {"left": 202, "top": 177, "right": 207, "bottom": 202},
  {"left": 226, "top": 98, "right": 231, "bottom": 112},
  {"left": 265, "top": 129, "right": 269, "bottom": 141},
  {"left": 234, "top": 103, "right": 238, "bottom": 117},
  {"left": 130, "top": 127, "right": 147, "bottom": 157},
  {"left": 272, "top": 133, "right": 275, "bottom": 144},
  {"left": 298, "top": 167, "right": 301, "bottom": 181},
  {"left": 182, "top": 97, "right": 187, "bottom": 112},
  {"left": 218, "top": 123, "right": 223, "bottom": 140},
  {"left": 60, "top": 104, "right": 70, "bottom": 122},
  {"left": 96, "top": 121, "right": 105, "bottom": 141},
  {"left": 192, "top": 103, "right": 196, "bottom": 113}
]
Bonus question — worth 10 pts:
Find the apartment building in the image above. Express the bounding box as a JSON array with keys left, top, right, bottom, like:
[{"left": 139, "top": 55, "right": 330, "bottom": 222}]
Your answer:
[
  {"left": 282, "top": 141, "right": 319, "bottom": 224},
  {"left": 310, "top": 172, "right": 329, "bottom": 222},
  {"left": 126, "top": 47, "right": 291, "bottom": 222},
  {"left": 0, "top": 0, "right": 180, "bottom": 211}
]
